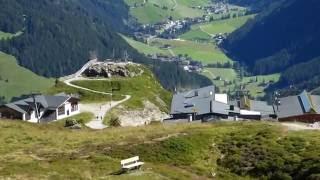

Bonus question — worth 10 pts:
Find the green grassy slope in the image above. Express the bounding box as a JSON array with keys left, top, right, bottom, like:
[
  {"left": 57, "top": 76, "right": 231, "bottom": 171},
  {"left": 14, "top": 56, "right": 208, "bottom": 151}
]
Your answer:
[
  {"left": 46, "top": 81, "right": 123, "bottom": 103},
  {"left": 0, "top": 121, "right": 319, "bottom": 179},
  {"left": 71, "top": 65, "right": 172, "bottom": 112},
  {"left": 0, "top": 52, "right": 54, "bottom": 102}
]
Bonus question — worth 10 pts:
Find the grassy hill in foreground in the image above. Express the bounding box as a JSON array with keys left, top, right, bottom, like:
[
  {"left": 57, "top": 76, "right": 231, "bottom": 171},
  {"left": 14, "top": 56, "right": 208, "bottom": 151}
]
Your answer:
[
  {"left": 0, "top": 52, "right": 53, "bottom": 103},
  {"left": 0, "top": 121, "right": 319, "bottom": 179}
]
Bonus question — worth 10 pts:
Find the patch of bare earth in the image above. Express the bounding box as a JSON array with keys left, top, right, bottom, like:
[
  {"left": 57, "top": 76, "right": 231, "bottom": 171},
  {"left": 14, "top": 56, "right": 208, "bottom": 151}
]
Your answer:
[{"left": 118, "top": 101, "right": 169, "bottom": 127}]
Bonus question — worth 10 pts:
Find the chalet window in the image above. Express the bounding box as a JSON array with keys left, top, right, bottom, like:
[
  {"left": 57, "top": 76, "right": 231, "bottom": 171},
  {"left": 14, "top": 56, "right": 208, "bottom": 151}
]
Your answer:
[
  {"left": 58, "top": 105, "right": 65, "bottom": 116},
  {"left": 71, "top": 103, "right": 78, "bottom": 112}
]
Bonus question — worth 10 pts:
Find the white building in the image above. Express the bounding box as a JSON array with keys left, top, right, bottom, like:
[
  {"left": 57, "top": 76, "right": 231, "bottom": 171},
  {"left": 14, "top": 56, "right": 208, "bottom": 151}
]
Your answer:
[{"left": 0, "top": 94, "right": 80, "bottom": 123}]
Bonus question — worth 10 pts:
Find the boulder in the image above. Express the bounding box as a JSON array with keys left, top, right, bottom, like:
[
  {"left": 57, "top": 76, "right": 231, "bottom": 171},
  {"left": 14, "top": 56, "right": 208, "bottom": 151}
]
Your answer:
[{"left": 82, "top": 62, "right": 143, "bottom": 78}]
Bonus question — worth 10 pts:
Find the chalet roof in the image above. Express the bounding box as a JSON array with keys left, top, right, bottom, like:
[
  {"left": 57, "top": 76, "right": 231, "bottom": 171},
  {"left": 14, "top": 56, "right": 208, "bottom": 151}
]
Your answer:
[
  {"left": 275, "top": 90, "right": 320, "bottom": 119},
  {"left": 211, "top": 100, "right": 232, "bottom": 115},
  {"left": 310, "top": 95, "right": 320, "bottom": 113},
  {"left": 229, "top": 99, "right": 274, "bottom": 116},
  {"left": 171, "top": 86, "right": 215, "bottom": 115},
  {"left": 3, "top": 94, "right": 74, "bottom": 114},
  {"left": 249, "top": 100, "right": 275, "bottom": 116},
  {"left": 170, "top": 86, "right": 231, "bottom": 116}
]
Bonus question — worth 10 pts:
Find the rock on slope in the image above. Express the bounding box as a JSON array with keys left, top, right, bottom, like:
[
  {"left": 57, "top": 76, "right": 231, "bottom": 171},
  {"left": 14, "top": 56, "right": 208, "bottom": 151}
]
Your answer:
[{"left": 82, "top": 61, "right": 143, "bottom": 78}]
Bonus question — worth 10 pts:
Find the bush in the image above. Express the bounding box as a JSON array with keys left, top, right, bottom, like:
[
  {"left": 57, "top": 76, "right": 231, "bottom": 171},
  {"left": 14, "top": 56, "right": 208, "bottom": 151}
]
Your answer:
[
  {"left": 65, "top": 119, "right": 78, "bottom": 127},
  {"left": 109, "top": 116, "right": 121, "bottom": 127}
]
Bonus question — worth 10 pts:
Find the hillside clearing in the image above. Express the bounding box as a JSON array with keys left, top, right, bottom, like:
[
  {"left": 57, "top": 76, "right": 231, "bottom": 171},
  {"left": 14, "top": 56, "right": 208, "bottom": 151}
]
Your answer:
[
  {"left": 0, "top": 31, "right": 22, "bottom": 40},
  {"left": 0, "top": 52, "right": 54, "bottom": 102}
]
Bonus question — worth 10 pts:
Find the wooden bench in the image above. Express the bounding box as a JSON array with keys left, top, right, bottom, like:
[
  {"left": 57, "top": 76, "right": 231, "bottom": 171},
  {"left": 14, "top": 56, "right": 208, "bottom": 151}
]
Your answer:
[{"left": 121, "top": 156, "right": 144, "bottom": 171}]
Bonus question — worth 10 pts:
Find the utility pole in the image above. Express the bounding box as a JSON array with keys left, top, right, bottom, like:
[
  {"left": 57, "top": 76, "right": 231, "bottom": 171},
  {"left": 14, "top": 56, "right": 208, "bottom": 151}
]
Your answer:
[
  {"left": 112, "top": 48, "right": 115, "bottom": 59},
  {"left": 273, "top": 90, "right": 281, "bottom": 111},
  {"left": 110, "top": 82, "right": 120, "bottom": 107},
  {"left": 110, "top": 81, "right": 113, "bottom": 108},
  {"left": 31, "top": 92, "right": 40, "bottom": 123},
  {"left": 123, "top": 50, "right": 129, "bottom": 62}
]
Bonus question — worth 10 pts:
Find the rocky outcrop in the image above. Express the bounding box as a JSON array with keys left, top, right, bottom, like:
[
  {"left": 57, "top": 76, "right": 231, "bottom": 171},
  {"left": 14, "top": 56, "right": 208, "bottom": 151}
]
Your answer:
[
  {"left": 82, "top": 62, "right": 143, "bottom": 78},
  {"left": 117, "top": 101, "right": 169, "bottom": 127}
]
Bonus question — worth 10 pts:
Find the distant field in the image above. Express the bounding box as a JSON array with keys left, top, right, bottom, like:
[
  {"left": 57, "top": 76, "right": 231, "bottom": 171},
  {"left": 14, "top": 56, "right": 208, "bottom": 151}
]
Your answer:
[
  {"left": 179, "top": 28, "right": 211, "bottom": 41},
  {"left": 202, "top": 68, "right": 237, "bottom": 82},
  {"left": 121, "top": 35, "right": 170, "bottom": 56},
  {"left": 0, "top": 31, "right": 14, "bottom": 39},
  {"left": 180, "top": 15, "right": 255, "bottom": 41},
  {"left": 0, "top": 31, "right": 22, "bottom": 40},
  {"left": 151, "top": 38, "right": 232, "bottom": 64},
  {"left": 126, "top": 0, "right": 209, "bottom": 24},
  {"left": 202, "top": 66, "right": 280, "bottom": 98},
  {"left": 0, "top": 52, "right": 54, "bottom": 102},
  {"left": 200, "top": 14, "right": 255, "bottom": 35}
]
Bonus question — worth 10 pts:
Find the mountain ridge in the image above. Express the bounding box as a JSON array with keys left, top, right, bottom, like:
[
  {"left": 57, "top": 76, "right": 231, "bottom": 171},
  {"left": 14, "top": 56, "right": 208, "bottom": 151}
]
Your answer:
[{"left": 222, "top": 0, "right": 320, "bottom": 90}]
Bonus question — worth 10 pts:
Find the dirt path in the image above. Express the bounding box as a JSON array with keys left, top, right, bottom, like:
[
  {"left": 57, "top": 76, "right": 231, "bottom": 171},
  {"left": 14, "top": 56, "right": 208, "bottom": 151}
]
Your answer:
[
  {"left": 168, "top": 49, "right": 175, "bottom": 56},
  {"left": 83, "top": 95, "right": 131, "bottom": 129},
  {"left": 200, "top": 26, "right": 213, "bottom": 36},
  {"left": 203, "top": 69, "right": 215, "bottom": 79},
  {"left": 172, "top": 0, "right": 178, "bottom": 9},
  {"left": 63, "top": 76, "right": 131, "bottom": 129},
  {"left": 281, "top": 123, "right": 319, "bottom": 131}
]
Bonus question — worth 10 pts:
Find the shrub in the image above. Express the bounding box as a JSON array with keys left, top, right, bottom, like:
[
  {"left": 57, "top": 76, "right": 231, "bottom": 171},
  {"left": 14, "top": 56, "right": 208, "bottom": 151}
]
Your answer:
[
  {"left": 109, "top": 116, "right": 121, "bottom": 127},
  {"left": 65, "top": 119, "right": 78, "bottom": 127}
]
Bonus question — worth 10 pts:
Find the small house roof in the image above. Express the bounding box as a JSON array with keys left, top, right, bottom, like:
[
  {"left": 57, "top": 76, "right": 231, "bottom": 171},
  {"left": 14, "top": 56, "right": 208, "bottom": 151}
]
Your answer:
[
  {"left": 3, "top": 94, "right": 74, "bottom": 114},
  {"left": 171, "top": 86, "right": 232, "bottom": 116}
]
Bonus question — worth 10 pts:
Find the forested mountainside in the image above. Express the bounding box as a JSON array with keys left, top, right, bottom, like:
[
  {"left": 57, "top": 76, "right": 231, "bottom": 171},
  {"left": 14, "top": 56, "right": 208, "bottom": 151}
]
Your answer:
[
  {"left": 0, "top": 0, "right": 211, "bottom": 91},
  {"left": 0, "top": 0, "right": 130, "bottom": 77},
  {"left": 222, "top": 0, "right": 320, "bottom": 90}
]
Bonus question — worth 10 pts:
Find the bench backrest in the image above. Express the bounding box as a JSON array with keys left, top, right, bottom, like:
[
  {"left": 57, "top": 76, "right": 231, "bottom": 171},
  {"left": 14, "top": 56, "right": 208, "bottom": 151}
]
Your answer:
[{"left": 121, "top": 156, "right": 139, "bottom": 166}]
